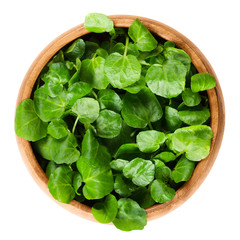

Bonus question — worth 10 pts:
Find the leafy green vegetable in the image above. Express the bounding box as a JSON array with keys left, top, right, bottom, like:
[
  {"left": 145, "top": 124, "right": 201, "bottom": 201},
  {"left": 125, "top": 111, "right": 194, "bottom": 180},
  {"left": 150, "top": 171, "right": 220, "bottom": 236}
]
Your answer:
[
  {"left": 15, "top": 99, "right": 47, "bottom": 141},
  {"left": 146, "top": 60, "right": 187, "bottom": 98},
  {"left": 128, "top": 18, "right": 157, "bottom": 52},
  {"left": 84, "top": 13, "right": 114, "bottom": 33},
  {"left": 95, "top": 109, "right": 122, "bottom": 138},
  {"left": 191, "top": 72, "right": 216, "bottom": 92},
  {"left": 171, "top": 155, "right": 195, "bottom": 183},
  {"left": 34, "top": 133, "right": 80, "bottom": 164},
  {"left": 182, "top": 88, "right": 201, "bottom": 107},
  {"left": 15, "top": 13, "right": 216, "bottom": 231},
  {"left": 72, "top": 97, "right": 99, "bottom": 124},
  {"left": 98, "top": 89, "right": 122, "bottom": 113},
  {"left": 48, "top": 166, "right": 75, "bottom": 203},
  {"left": 77, "top": 130, "right": 113, "bottom": 199},
  {"left": 136, "top": 130, "right": 166, "bottom": 153},
  {"left": 92, "top": 194, "right": 118, "bottom": 224},
  {"left": 113, "top": 198, "right": 147, "bottom": 231},
  {"left": 47, "top": 119, "right": 68, "bottom": 139},
  {"left": 168, "top": 125, "right": 213, "bottom": 161},
  {"left": 150, "top": 179, "right": 175, "bottom": 203},
  {"left": 123, "top": 158, "right": 155, "bottom": 187},
  {"left": 121, "top": 88, "right": 163, "bottom": 128}
]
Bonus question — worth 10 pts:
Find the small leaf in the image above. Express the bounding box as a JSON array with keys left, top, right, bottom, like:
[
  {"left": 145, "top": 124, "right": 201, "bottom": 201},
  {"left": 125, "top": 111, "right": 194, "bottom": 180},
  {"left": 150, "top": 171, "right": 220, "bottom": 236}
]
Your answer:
[
  {"left": 154, "top": 151, "right": 176, "bottom": 162},
  {"left": 155, "top": 166, "right": 171, "bottom": 182},
  {"left": 84, "top": 13, "right": 114, "bottom": 33},
  {"left": 15, "top": 99, "right": 47, "bottom": 141},
  {"left": 115, "top": 143, "right": 141, "bottom": 160},
  {"left": 48, "top": 166, "right": 75, "bottom": 204},
  {"left": 114, "top": 175, "right": 136, "bottom": 197},
  {"left": 95, "top": 109, "right": 122, "bottom": 139},
  {"left": 113, "top": 198, "right": 147, "bottom": 231},
  {"left": 73, "top": 172, "right": 83, "bottom": 195},
  {"left": 150, "top": 179, "right": 175, "bottom": 203},
  {"left": 182, "top": 88, "right": 201, "bottom": 107},
  {"left": 47, "top": 119, "right": 68, "bottom": 139},
  {"left": 128, "top": 18, "right": 157, "bottom": 52},
  {"left": 72, "top": 97, "right": 99, "bottom": 124},
  {"left": 46, "top": 161, "right": 58, "bottom": 178},
  {"left": 191, "top": 73, "right": 216, "bottom": 92},
  {"left": 136, "top": 130, "right": 166, "bottom": 153},
  {"left": 123, "top": 158, "right": 155, "bottom": 187},
  {"left": 130, "top": 187, "right": 155, "bottom": 208},
  {"left": 171, "top": 155, "right": 195, "bottom": 183},
  {"left": 110, "top": 159, "right": 129, "bottom": 171},
  {"left": 165, "top": 106, "right": 182, "bottom": 132},
  {"left": 92, "top": 194, "right": 118, "bottom": 224},
  {"left": 65, "top": 38, "right": 85, "bottom": 61}
]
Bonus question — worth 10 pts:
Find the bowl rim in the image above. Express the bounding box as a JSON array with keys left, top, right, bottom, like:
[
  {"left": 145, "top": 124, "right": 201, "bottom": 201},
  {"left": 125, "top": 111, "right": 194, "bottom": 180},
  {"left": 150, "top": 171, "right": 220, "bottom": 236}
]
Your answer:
[{"left": 15, "top": 15, "right": 225, "bottom": 222}]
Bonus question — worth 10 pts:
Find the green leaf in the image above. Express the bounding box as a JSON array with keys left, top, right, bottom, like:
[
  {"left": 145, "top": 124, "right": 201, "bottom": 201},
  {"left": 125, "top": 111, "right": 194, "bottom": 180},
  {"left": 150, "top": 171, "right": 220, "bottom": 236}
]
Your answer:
[
  {"left": 65, "top": 38, "right": 85, "bottom": 61},
  {"left": 123, "top": 76, "right": 146, "bottom": 94},
  {"left": 114, "top": 175, "right": 137, "bottom": 197},
  {"left": 92, "top": 194, "right": 118, "bottom": 224},
  {"left": 182, "top": 88, "right": 201, "bottom": 107},
  {"left": 97, "top": 89, "right": 123, "bottom": 113},
  {"left": 115, "top": 143, "right": 141, "bottom": 160},
  {"left": 155, "top": 166, "right": 171, "bottom": 182},
  {"left": 95, "top": 109, "right": 122, "bottom": 139},
  {"left": 163, "top": 47, "right": 191, "bottom": 72},
  {"left": 164, "top": 41, "right": 175, "bottom": 48},
  {"left": 128, "top": 18, "right": 157, "bottom": 52},
  {"left": 82, "top": 41, "right": 99, "bottom": 59},
  {"left": 48, "top": 166, "right": 75, "bottom": 203},
  {"left": 84, "top": 13, "right": 114, "bottom": 33},
  {"left": 178, "top": 107, "right": 210, "bottom": 125},
  {"left": 150, "top": 179, "right": 175, "bottom": 203},
  {"left": 33, "top": 86, "right": 66, "bottom": 122},
  {"left": 96, "top": 48, "right": 108, "bottom": 59},
  {"left": 34, "top": 133, "right": 80, "bottom": 164},
  {"left": 165, "top": 106, "right": 182, "bottom": 131},
  {"left": 113, "top": 198, "right": 147, "bottom": 231},
  {"left": 15, "top": 99, "right": 47, "bottom": 141},
  {"left": 46, "top": 161, "right": 58, "bottom": 178},
  {"left": 130, "top": 187, "right": 155, "bottom": 208},
  {"left": 191, "top": 73, "right": 216, "bottom": 92},
  {"left": 72, "top": 97, "right": 99, "bottom": 124},
  {"left": 123, "top": 158, "right": 155, "bottom": 187},
  {"left": 47, "top": 119, "right": 68, "bottom": 139},
  {"left": 80, "top": 56, "right": 109, "bottom": 89},
  {"left": 67, "top": 82, "right": 92, "bottom": 106},
  {"left": 76, "top": 130, "right": 114, "bottom": 199},
  {"left": 169, "top": 125, "right": 213, "bottom": 161},
  {"left": 154, "top": 151, "right": 176, "bottom": 162},
  {"left": 136, "top": 130, "right": 166, "bottom": 153},
  {"left": 104, "top": 52, "right": 141, "bottom": 89},
  {"left": 44, "top": 62, "right": 70, "bottom": 97},
  {"left": 72, "top": 172, "right": 83, "bottom": 195},
  {"left": 146, "top": 60, "right": 187, "bottom": 98},
  {"left": 171, "top": 155, "right": 195, "bottom": 183},
  {"left": 110, "top": 159, "right": 129, "bottom": 171},
  {"left": 121, "top": 87, "right": 163, "bottom": 128}
]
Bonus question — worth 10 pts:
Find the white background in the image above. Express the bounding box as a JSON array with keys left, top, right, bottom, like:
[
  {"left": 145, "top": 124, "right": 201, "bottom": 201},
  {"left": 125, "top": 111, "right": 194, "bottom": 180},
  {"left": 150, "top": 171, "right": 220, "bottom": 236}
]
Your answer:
[{"left": 1, "top": 0, "right": 239, "bottom": 239}]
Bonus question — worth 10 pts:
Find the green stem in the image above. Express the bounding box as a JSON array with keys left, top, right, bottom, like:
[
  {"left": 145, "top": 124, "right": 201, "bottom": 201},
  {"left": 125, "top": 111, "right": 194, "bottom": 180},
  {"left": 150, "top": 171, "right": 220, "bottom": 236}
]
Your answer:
[
  {"left": 72, "top": 116, "right": 80, "bottom": 134},
  {"left": 92, "top": 90, "right": 98, "bottom": 100},
  {"left": 124, "top": 36, "right": 129, "bottom": 57},
  {"left": 148, "top": 122, "right": 153, "bottom": 130}
]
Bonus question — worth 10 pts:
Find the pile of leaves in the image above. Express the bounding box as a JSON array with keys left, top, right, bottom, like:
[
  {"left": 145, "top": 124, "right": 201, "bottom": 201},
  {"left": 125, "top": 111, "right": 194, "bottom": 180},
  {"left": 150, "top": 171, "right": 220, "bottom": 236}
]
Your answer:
[{"left": 15, "top": 13, "right": 216, "bottom": 231}]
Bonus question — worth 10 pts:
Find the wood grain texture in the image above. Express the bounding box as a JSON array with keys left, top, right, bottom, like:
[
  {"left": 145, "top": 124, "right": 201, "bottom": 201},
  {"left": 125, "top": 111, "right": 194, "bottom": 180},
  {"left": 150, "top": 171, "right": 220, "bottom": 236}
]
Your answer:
[{"left": 15, "top": 15, "right": 225, "bottom": 222}]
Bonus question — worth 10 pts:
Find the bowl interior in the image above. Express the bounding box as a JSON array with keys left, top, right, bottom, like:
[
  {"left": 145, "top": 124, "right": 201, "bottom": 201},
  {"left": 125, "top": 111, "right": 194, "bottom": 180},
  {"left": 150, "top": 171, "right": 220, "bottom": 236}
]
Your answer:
[{"left": 16, "top": 15, "right": 225, "bottom": 221}]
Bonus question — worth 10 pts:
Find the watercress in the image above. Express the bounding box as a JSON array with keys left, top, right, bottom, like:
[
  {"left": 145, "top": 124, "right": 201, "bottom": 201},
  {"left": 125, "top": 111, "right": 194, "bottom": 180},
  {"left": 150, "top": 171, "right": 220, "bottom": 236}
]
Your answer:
[{"left": 15, "top": 13, "right": 216, "bottom": 231}]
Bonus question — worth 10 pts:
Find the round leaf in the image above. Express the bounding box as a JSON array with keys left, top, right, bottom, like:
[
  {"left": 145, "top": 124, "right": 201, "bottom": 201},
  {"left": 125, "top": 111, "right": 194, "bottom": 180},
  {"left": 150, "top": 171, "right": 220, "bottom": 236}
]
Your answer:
[
  {"left": 113, "top": 198, "right": 147, "bottom": 231},
  {"left": 48, "top": 166, "right": 75, "bottom": 204},
  {"left": 95, "top": 110, "right": 122, "bottom": 139},
  {"left": 15, "top": 99, "right": 47, "bottom": 141},
  {"left": 136, "top": 130, "right": 166, "bottom": 153},
  {"left": 110, "top": 159, "right": 129, "bottom": 171},
  {"left": 65, "top": 38, "right": 85, "bottom": 61},
  {"left": 92, "top": 194, "right": 118, "bottom": 224},
  {"left": 123, "top": 158, "right": 155, "bottom": 187},
  {"left": 154, "top": 151, "right": 176, "bottom": 162},
  {"left": 114, "top": 175, "right": 136, "bottom": 197},
  {"left": 72, "top": 97, "right": 99, "bottom": 124},
  {"left": 165, "top": 106, "right": 182, "bottom": 132},
  {"left": 182, "top": 88, "right": 201, "bottom": 107},
  {"left": 150, "top": 179, "right": 175, "bottom": 203},
  {"left": 47, "top": 119, "right": 68, "bottom": 139},
  {"left": 191, "top": 73, "right": 216, "bottom": 92}
]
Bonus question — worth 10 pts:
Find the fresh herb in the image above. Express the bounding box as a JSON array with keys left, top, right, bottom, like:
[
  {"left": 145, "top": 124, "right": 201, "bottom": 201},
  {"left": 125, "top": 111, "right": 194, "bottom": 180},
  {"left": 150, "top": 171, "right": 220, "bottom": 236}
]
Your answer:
[{"left": 15, "top": 13, "right": 216, "bottom": 231}]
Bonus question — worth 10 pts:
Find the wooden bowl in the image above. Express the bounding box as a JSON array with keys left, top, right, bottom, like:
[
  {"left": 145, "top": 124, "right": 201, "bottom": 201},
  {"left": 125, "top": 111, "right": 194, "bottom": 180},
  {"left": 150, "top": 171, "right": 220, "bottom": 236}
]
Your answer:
[{"left": 16, "top": 15, "right": 225, "bottom": 222}]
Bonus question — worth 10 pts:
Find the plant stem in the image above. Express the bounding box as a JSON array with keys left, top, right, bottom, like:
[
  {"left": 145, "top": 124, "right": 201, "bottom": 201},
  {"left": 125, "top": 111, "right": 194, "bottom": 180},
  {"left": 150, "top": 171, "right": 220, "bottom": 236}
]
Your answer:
[
  {"left": 72, "top": 116, "right": 80, "bottom": 134},
  {"left": 148, "top": 122, "right": 153, "bottom": 130},
  {"left": 124, "top": 36, "right": 129, "bottom": 57},
  {"left": 92, "top": 90, "right": 98, "bottom": 99}
]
